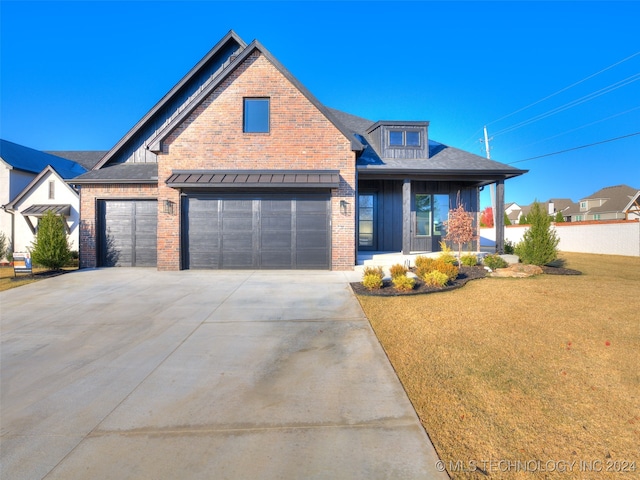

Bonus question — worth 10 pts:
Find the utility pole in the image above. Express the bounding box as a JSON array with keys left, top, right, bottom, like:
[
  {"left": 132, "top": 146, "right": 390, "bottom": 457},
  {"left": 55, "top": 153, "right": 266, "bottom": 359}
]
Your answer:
[{"left": 483, "top": 126, "right": 496, "bottom": 217}]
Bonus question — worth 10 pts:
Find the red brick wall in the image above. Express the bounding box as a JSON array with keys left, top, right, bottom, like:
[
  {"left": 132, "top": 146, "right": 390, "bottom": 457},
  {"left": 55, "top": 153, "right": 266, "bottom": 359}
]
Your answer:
[
  {"left": 159, "top": 51, "right": 356, "bottom": 270},
  {"left": 79, "top": 183, "right": 158, "bottom": 268}
]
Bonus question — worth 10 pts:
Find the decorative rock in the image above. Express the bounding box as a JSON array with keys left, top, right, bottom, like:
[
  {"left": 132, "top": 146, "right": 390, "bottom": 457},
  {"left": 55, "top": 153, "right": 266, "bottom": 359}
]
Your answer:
[
  {"left": 500, "top": 254, "right": 520, "bottom": 264},
  {"left": 490, "top": 263, "right": 544, "bottom": 278}
]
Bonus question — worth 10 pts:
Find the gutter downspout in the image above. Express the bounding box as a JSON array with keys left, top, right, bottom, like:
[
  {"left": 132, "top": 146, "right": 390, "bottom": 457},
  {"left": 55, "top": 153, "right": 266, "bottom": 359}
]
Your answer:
[{"left": 1, "top": 204, "right": 16, "bottom": 259}]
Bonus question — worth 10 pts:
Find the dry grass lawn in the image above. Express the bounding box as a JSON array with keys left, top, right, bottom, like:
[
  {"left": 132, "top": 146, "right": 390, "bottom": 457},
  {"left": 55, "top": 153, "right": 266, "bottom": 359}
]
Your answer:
[
  {"left": 358, "top": 253, "right": 639, "bottom": 478},
  {"left": 0, "top": 265, "right": 76, "bottom": 292}
]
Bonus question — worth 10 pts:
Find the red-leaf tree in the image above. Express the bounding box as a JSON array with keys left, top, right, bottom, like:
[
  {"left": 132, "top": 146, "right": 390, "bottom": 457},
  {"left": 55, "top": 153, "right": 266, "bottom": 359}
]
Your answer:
[
  {"left": 444, "top": 201, "right": 476, "bottom": 263},
  {"left": 480, "top": 206, "right": 494, "bottom": 228}
]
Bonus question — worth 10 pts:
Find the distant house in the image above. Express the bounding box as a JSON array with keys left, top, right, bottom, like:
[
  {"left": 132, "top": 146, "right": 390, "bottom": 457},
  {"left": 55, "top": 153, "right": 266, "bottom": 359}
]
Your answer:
[
  {"left": 565, "top": 185, "right": 640, "bottom": 222},
  {"left": 0, "top": 139, "right": 104, "bottom": 256},
  {"left": 505, "top": 202, "right": 523, "bottom": 224},
  {"left": 71, "top": 30, "right": 526, "bottom": 270}
]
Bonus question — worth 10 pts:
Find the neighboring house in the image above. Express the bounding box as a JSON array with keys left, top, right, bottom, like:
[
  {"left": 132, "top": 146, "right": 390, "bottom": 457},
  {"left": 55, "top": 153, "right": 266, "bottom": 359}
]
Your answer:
[
  {"left": 72, "top": 30, "right": 526, "bottom": 271},
  {"left": 0, "top": 139, "right": 99, "bottom": 255},
  {"left": 505, "top": 202, "right": 523, "bottom": 224},
  {"left": 565, "top": 185, "right": 640, "bottom": 222}
]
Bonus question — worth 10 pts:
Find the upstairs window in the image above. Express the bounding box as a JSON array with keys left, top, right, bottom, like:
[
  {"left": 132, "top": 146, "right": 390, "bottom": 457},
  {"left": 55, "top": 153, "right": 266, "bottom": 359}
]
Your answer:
[
  {"left": 48, "top": 181, "right": 55, "bottom": 200},
  {"left": 243, "top": 98, "right": 270, "bottom": 133},
  {"left": 388, "top": 129, "right": 421, "bottom": 147}
]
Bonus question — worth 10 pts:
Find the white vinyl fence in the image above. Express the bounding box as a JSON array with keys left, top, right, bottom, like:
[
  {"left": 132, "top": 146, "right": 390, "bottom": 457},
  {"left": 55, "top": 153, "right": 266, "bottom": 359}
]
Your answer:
[{"left": 480, "top": 220, "right": 640, "bottom": 257}]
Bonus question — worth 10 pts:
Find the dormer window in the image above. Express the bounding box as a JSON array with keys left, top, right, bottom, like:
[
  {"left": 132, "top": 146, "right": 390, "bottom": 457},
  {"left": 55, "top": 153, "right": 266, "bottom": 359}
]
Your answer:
[{"left": 388, "top": 130, "right": 421, "bottom": 147}]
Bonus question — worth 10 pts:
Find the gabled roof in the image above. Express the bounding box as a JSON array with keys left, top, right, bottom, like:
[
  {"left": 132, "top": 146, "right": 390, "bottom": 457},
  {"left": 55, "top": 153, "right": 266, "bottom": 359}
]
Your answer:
[
  {"left": 84, "top": 31, "right": 363, "bottom": 184},
  {"left": 4, "top": 165, "right": 79, "bottom": 211},
  {"left": 92, "top": 30, "right": 248, "bottom": 171},
  {"left": 581, "top": 185, "right": 639, "bottom": 213},
  {"left": 146, "top": 39, "right": 364, "bottom": 154},
  {"left": 0, "top": 139, "right": 86, "bottom": 179}
]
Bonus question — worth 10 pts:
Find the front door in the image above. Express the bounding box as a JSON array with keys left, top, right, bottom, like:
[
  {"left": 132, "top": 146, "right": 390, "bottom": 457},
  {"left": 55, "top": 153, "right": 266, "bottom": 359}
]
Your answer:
[{"left": 358, "top": 193, "right": 376, "bottom": 250}]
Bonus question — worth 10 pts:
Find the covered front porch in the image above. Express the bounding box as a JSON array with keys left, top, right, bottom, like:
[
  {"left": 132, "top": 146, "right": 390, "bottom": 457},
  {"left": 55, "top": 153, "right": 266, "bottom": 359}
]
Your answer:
[{"left": 356, "top": 176, "right": 509, "bottom": 259}]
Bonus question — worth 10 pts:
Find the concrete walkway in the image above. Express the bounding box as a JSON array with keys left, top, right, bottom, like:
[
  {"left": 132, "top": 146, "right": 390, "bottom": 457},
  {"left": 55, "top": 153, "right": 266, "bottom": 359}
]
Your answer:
[{"left": 1, "top": 268, "right": 447, "bottom": 479}]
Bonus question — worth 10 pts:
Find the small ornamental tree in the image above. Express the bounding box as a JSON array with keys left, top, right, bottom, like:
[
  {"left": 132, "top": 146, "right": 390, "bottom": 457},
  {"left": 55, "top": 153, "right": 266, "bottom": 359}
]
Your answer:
[
  {"left": 30, "top": 210, "right": 71, "bottom": 270},
  {"left": 480, "top": 207, "right": 494, "bottom": 228},
  {"left": 0, "top": 231, "right": 7, "bottom": 261},
  {"left": 515, "top": 201, "right": 559, "bottom": 266},
  {"left": 554, "top": 211, "right": 565, "bottom": 223},
  {"left": 504, "top": 212, "right": 512, "bottom": 226},
  {"left": 444, "top": 200, "right": 476, "bottom": 264}
]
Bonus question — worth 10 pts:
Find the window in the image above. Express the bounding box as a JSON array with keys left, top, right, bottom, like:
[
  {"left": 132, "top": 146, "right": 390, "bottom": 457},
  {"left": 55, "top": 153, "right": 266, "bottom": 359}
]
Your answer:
[
  {"left": 433, "top": 194, "right": 449, "bottom": 236},
  {"left": 48, "top": 181, "right": 55, "bottom": 200},
  {"left": 580, "top": 201, "right": 587, "bottom": 211},
  {"left": 388, "top": 130, "right": 421, "bottom": 147},
  {"left": 415, "top": 194, "right": 431, "bottom": 236},
  {"left": 243, "top": 98, "right": 269, "bottom": 133},
  {"left": 594, "top": 214, "right": 601, "bottom": 220}
]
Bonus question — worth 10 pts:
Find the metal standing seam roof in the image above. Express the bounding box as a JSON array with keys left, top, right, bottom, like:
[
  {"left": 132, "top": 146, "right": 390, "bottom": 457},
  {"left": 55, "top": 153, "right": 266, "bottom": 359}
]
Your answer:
[
  {"left": 166, "top": 170, "right": 341, "bottom": 188},
  {"left": 21, "top": 204, "right": 71, "bottom": 216}
]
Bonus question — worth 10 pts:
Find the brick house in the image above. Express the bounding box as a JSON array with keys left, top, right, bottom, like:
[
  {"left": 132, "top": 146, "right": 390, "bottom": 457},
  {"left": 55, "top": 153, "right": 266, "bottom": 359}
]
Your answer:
[{"left": 73, "top": 31, "right": 526, "bottom": 270}]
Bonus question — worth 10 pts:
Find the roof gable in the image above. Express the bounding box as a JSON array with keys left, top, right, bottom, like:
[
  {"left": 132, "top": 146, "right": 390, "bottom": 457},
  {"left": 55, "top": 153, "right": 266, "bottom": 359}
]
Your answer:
[
  {"left": 93, "top": 30, "right": 247, "bottom": 170},
  {"left": 0, "top": 139, "right": 86, "bottom": 179},
  {"left": 5, "top": 165, "right": 79, "bottom": 210},
  {"left": 147, "top": 40, "right": 363, "bottom": 154}
]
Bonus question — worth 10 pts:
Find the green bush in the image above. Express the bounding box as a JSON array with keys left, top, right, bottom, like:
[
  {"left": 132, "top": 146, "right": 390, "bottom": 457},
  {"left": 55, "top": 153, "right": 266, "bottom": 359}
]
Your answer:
[
  {"left": 30, "top": 211, "right": 71, "bottom": 270},
  {"left": 392, "top": 275, "right": 416, "bottom": 292},
  {"left": 460, "top": 254, "right": 478, "bottom": 266},
  {"left": 362, "top": 273, "right": 383, "bottom": 290},
  {"left": 483, "top": 253, "right": 508, "bottom": 270},
  {"left": 389, "top": 263, "right": 408, "bottom": 279},
  {"left": 515, "top": 201, "right": 559, "bottom": 266},
  {"left": 504, "top": 240, "right": 515, "bottom": 254},
  {"left": 422, "top": 270, "right": 449, "bottom": 287},
  {"left": 0, "top": 231, "right": 7, "bottom": 260}
]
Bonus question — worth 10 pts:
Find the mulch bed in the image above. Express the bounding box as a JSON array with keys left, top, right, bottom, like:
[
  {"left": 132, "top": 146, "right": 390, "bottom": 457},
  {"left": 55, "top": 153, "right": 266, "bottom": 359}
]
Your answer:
[
  {"left": 351, "top": 266, "right": 488, "bottom": 297},
  {"left": 351, "top": 263, "right": 582, "bottom": 296}
]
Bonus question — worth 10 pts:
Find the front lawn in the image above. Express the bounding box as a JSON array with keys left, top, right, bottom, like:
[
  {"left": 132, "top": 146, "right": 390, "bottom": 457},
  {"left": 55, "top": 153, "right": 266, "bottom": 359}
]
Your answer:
[
  {"left": 0, "top": 265, "right": 77, "bottom": 292},
  {"left": 357, "top": 252, "right": 639, "bottom": 478}
]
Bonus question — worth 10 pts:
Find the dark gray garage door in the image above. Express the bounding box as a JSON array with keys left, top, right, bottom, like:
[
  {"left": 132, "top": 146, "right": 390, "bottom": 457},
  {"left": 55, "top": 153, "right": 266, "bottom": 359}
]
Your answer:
[
  {"left": 98, "top": 200, "right": 157, "bottom": 267},
  {"left": 183, "top": 193, "right": 330, "bottom": 269}
]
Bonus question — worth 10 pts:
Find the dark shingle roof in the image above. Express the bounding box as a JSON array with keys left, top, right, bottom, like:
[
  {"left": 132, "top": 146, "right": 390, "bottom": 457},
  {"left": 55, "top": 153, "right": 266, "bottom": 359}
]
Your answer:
[
  {"left": 45, "top": 151, "right": 107, "bottom": 170},
  {"left": 71, "top": 163, "right": 158, "bottom": 184},
  {"left": 0, "top": 139, "right": 87, "bottom": 179}
]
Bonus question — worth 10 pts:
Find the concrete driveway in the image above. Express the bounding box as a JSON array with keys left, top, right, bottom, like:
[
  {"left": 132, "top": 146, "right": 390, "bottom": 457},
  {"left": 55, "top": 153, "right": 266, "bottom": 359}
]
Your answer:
[{"left": 1, "top": 268, "right": 447, "bottom": 479}]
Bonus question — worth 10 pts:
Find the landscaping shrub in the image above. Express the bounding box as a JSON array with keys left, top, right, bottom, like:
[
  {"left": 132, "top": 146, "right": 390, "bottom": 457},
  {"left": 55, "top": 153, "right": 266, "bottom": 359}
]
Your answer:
[
  {"left": 362, "top": 273, "right": 383, "bottom": 290},
  {"left": 422, "top": 270, "right": 449, "bottom": 287},
  {"left": 416, "top": 258, "right": 458, "bottom": 281},
  {"left": 483, "top": 253, "right": 508, "bottom": 270},
  {"left": 389, "top": 263, "right": 408, "bottom": 279},
  {"left": 438, "top": 241, "right": 457, "bottom": 265},
  {"left": 392, "top": 275, "right": 416, "bottom": 292},
  {"left": 460, "top": 254, "right": 478, "bottom": 266},
  {"left": 363, "top": 266, "right": 384, "bottom": 280},
  {"left": 504, "top": 240, "right": 515, "bottom": 254},
  {"left": 0, "top": 231, "right": 7, "bottom": 260},
  {"left": 414, "top": 255, "right": 432, "bottom": 270},
  {"left": 515, "top": 201, "right": 559, "bottom": 266},
  {"left": 29, "top": 211, "right": 71, "bottom": 270}
]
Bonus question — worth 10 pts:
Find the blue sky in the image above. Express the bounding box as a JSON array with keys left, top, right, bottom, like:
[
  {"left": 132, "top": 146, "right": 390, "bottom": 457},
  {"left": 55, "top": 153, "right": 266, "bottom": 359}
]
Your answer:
[{"left": 1, "top": 1, "right": 639, "bottom": 208}]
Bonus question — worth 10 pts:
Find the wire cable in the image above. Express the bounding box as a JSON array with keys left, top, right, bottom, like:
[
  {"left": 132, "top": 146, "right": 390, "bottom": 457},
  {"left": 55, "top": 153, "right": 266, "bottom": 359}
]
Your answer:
[
  {"left": 493, "top": 73, "right": 640, "bottom": 137},
  {"left": 508, "top": 131, "right": 640, "bottom": 165},
  {"left": 487, "top": 50, "right": 640, "bottom": 127}
]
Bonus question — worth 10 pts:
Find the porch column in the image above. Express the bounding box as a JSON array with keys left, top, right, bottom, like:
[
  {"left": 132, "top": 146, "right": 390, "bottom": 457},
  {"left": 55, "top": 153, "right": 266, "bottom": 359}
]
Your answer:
[
  {"left": 402, "top": 179, "right": 411, "bottom": 254},
  {"left": 495, "top": 179, "right": 505, "bottom": 253}
]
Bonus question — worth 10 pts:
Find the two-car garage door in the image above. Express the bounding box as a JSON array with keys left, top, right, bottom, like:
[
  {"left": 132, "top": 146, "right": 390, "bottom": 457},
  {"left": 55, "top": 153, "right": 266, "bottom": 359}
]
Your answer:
[{"left": 183, "top": 193, "right": 331, "bottom": 269}]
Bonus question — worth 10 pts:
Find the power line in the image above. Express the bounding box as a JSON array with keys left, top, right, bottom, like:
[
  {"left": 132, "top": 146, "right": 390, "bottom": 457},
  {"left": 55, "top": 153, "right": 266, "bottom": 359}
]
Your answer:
[
  {"left": 493, "top": 73, "right": 640, "bottom": 137},
  {"left": 508, "top": 131, "right": 640, "bottom": 165},
  {"left": 487, "top": 50, "right": 640, "bottom": 127},
  {"left": 501, "top": 105, "right": 640, "bottom": 154}
]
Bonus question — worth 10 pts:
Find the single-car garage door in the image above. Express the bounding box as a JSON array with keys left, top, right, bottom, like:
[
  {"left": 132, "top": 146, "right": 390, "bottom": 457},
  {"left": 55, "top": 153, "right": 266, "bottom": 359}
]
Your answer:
[
  {"left": 183, "top": 193, "right": 330, "bottom": 269},
  {"left": 98, "top": 200, "right": 157, "bottom": 267}
]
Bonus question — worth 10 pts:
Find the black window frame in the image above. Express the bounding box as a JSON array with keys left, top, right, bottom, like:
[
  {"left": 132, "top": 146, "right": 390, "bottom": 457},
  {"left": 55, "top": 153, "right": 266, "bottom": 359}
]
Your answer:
[
  {"left": 387, "top": 128, "right": 421, "bottom": 148},
  {"left": 243, "top": 97, "right": 270, "bottom": 133}
]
